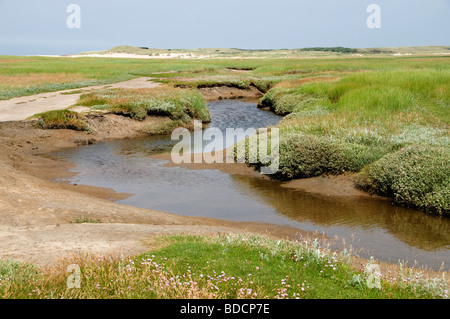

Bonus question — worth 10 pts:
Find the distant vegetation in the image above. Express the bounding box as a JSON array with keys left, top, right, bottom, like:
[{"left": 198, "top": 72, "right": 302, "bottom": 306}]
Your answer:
[
  {"left": 300, "top": 47, "right": 358, "bottom": 53},
  {"left": 79, "top": 45, "right": 450, "bottom": 59}
]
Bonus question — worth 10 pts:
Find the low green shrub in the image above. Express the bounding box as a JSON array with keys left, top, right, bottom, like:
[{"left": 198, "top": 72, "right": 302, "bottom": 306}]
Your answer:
[
  {"left": 274, "top": 133, "right": 387, "bottom": 179},
  {"left": 356, "top": 145, "right": 450, "bottom": 215},
  {"left": 237, "top": 132, "right": 388, "bottom": 179},
  {"left": 251, "top": 79, "right": 275, "bottom": 93},
  {"left": 282, "top": 107, "right": 330, "bottom": 121}
]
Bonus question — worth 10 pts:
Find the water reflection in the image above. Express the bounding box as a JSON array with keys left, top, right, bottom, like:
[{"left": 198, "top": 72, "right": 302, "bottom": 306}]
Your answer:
[{"left": 230, "top": 174, "right": 450, "bottom": 251}]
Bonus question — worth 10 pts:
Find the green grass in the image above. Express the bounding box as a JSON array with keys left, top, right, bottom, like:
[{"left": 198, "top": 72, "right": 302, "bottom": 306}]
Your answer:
[
  {"left": 0, "top": 234, "right": 447, "bottom": 299},
  {"left": 138, "top": 120, "right": 187, "bottom": 136}
]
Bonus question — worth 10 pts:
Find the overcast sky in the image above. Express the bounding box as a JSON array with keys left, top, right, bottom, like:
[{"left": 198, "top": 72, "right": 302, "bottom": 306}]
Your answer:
[{"left": 0, "top": 0, "right": 449, "bottom": 55}]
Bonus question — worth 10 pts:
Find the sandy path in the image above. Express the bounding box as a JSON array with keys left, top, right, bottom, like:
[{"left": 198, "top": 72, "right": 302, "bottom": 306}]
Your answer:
[{"left": 0, "top": 77, "right": 159, "bottom": 122}]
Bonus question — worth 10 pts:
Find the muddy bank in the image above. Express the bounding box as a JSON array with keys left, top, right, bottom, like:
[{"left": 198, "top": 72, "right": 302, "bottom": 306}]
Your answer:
[{"left": 197, "top": 84, "right": 264, "bottom": 101}]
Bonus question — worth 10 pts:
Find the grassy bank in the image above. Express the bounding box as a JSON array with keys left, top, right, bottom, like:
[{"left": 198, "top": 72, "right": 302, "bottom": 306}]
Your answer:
[
  {"left": 75, "top": 85, "right": 210, "bottom": 123},
  {"left": 30, "top": 86, "right": 210, "bottom": 134},
  {"left": 0, "top": 234, "right": 447, "bottom": 299},
  {"left": 247, "top": 67, "right": 449, "bottom": 216}
]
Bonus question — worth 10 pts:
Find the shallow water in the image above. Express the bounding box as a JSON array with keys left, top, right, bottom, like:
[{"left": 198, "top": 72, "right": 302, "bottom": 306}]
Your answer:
[{"left": 49, "top": 100, "right": 450, "bottom": 271}]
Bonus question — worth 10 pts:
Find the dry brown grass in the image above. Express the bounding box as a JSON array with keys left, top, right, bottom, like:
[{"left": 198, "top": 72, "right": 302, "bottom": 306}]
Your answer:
[
  {"left": 0, "top": 59, "right": 32, "bottom": 64},
  {"left": 0, "top": 73, "right": 87, "bottom": 87}
]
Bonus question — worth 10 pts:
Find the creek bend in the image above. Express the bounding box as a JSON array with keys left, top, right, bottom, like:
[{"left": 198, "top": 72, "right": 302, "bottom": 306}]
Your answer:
[{"left": 48, "top": 100, "right": 450, "bottom": 271}]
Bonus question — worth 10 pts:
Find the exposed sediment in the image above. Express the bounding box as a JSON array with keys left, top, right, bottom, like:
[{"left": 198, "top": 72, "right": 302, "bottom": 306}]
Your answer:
[{"left": 197, "top": 84, "right": 264, "bottom": 101}]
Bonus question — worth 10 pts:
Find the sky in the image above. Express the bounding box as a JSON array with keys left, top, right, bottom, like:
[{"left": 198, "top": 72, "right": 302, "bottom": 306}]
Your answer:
[{"left": 0, "top": 0, "right": 449, "bottom": 55}]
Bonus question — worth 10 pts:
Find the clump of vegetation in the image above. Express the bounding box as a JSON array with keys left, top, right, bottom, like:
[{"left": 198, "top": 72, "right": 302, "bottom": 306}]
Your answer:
[
  {"left": 77, "top": 87, "right": 210, "bottom": 124},
  {"left": 258, "top": 87, "right": 320, "bottom": 115},
  {"left": 32, "top": 109, "right": 91, "bottom": 132},
  {"left": 72, "top": 217, "right": 101, "bottom": 224},
  {"left": 356, "top": 145, "right": 450, "bottom": 216},
  {"left": 1, "top": 234, "right": 447, "bottom": 299},
  {"left": 275, "top": 133, "right": 387, "bottom": 179}
]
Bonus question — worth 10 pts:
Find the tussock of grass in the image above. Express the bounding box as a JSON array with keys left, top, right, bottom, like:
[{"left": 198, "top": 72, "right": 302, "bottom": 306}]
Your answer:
[
  {"left": 31, "top": 109, "right": 90, "bottom": 132},
  {"left": 0, "top": 234, "right": 447, "bottom": 299}
]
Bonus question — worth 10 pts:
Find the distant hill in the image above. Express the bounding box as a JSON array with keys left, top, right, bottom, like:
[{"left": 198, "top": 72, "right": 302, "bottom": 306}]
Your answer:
[{"left": 77, "top": 45, "right": 450, "bottom": 58}]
